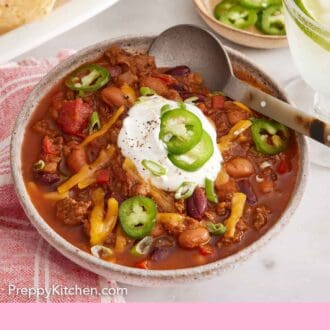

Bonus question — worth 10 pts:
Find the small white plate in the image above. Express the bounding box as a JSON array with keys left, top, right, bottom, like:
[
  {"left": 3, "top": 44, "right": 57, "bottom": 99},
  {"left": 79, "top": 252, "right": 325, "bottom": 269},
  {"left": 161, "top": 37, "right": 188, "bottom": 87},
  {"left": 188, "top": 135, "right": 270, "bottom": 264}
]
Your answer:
[{"left": 0, "top": 0, "right": 119, "bottom": 64}]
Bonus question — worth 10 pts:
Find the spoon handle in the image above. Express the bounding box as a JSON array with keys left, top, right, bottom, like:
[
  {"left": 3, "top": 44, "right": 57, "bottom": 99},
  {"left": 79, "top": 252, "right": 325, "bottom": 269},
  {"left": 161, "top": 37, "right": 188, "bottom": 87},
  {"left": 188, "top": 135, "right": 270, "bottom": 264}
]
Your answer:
[{"left": 225, "top": 76, "right": 330, "bottom": 147}]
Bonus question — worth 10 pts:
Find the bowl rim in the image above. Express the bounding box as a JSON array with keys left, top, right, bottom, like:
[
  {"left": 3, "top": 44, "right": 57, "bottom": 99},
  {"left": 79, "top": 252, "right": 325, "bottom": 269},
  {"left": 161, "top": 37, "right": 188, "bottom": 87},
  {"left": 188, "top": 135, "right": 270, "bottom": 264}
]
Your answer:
[
  {"left": 193, "top": 0, "right": 287, "bottom": 40},
  {"left": 10, "top": 34, "right": 309, "bottom": 285}
]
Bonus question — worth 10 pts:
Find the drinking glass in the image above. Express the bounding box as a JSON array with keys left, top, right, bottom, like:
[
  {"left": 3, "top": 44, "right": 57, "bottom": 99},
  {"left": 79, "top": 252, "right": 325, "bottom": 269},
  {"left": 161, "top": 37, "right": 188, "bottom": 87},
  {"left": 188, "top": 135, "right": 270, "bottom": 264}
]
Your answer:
[{"left": 284, "top": 0, "right": 330, "bottom": 167}]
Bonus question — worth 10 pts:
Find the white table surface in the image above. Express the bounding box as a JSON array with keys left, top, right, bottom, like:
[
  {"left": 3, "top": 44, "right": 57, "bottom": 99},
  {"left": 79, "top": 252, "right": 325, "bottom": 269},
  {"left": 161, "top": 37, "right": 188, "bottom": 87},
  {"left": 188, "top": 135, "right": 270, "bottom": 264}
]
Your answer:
[{"left": 16, "top": 0, "right": 330, "bottom": 302}]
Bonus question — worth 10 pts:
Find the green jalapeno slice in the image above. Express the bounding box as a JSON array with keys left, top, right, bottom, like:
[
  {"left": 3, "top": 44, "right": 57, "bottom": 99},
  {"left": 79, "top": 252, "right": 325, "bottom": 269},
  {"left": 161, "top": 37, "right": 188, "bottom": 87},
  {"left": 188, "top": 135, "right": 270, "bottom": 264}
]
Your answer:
[
  {"left": 119, "top": 196, "right": 157, "bottom": 239},
  {"left": 168, "top": 131, "right": 214, "bottom": 172},
  {"left": 251, "top": 119, "right": 290, "bottom": 155},
  {"left": 65, "top": 64, "right": 110, "bottom": 92},
  {"left": 219, "top": 5, "right": 258, "bottom": 29}
]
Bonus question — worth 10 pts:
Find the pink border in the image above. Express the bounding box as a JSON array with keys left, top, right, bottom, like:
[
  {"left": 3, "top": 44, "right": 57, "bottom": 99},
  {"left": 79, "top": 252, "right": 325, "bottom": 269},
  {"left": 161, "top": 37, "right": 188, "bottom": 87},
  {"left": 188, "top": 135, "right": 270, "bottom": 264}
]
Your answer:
[{"left": 1, "top": 304, "right": 329, "bottom": 329}]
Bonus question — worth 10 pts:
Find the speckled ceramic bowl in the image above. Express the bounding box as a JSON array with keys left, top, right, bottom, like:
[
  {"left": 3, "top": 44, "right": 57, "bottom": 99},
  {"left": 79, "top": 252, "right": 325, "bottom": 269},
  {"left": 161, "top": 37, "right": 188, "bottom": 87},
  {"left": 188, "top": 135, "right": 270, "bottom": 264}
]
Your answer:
[{"left": 11, "top": 36, "right": 308, "bottom": 287}]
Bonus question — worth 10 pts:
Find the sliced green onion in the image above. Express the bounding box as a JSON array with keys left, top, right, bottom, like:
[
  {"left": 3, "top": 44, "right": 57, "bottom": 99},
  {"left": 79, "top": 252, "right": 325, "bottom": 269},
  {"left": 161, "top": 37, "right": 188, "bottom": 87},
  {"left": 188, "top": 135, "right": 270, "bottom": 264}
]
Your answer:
[
  {"left": 140, "top": 86, "right": 156, "bottom": 96},
  {"left": 174, "top": 181, "right": 197, "bottom": 200},
  {"left": 33, "top": 160, "right": 45, "bottom": 171},
  {"left": 161, "top": 104, "right": 172, "bottom": 115},
  {"left": 130, "top": 236, "right": 154, "bottom": 256},
  {"left": 142, "top": 160, "right": 167, "bottom": 176},
  {"left": 205, "top": 222, "right": 227, "bottom": 236},
  {"left": 91, "top": 245, "right": 114, "bottom": 260},
  {"left": 205, "top": 178, "right": 218, "bottom": 203},
  {"left": 178, "top": 101, "right": 187, "bottom": 110},
  {"left": 184, "top": 96, "right": 199, "bottom": 104},
  {"left": 88, "top": 111, "right": 101, "bottom": 134}
]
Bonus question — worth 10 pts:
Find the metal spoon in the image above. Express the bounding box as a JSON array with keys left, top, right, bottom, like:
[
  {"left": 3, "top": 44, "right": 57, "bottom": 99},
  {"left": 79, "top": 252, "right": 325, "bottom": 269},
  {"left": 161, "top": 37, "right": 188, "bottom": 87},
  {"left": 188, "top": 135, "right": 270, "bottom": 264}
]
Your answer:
[{"left": 149, "top": 24, "right": 330, "bottom": 147}]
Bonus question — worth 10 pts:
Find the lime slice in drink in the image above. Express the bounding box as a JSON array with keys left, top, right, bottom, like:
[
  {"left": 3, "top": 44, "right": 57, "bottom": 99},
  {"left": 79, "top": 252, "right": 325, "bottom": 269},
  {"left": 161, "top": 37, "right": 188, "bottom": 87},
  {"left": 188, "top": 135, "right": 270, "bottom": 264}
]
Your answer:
[
  {"left": 293, "top": 0, "right": 330, "bottom": 51},
  {"left": 295, "top": 0, "right": 324, "bottom": 20}
]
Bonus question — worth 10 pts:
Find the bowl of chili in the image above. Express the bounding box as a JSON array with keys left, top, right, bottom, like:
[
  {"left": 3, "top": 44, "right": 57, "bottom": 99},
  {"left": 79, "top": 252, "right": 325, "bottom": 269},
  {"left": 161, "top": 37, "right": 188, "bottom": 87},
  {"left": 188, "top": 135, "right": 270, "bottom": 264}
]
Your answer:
[
  {"left": 11, "top": 35, "right": 308, "bottom": 286},
  {"left": 194, "top": 0, "right": 288, "bottom": 49}
]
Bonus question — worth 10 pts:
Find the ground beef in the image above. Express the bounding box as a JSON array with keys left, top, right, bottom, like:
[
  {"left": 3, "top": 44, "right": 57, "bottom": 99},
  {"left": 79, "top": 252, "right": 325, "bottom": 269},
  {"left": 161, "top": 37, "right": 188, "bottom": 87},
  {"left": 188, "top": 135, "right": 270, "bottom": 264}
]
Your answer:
[
  {"left": 33, "top": 119, "right": 59, "bottom": 137},
  {"left": 56, "top": 197, "right": 91, "bottom": 226},
  {"left": 254, "top": 205, "right": 270, "bottom": 230}
]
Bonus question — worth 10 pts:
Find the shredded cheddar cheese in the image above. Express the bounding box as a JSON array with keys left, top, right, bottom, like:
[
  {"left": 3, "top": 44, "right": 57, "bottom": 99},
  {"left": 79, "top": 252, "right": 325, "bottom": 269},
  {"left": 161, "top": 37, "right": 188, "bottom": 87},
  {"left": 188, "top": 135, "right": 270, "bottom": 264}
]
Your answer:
[
  {"left": 218, "top": 120, "right": 252, "bottom": 153},
  {"left": 225, "top": 192, "right": 247, "bottom": 238},
  {"left": 80, "top": 105, "right": 125, "bottom": 147}
]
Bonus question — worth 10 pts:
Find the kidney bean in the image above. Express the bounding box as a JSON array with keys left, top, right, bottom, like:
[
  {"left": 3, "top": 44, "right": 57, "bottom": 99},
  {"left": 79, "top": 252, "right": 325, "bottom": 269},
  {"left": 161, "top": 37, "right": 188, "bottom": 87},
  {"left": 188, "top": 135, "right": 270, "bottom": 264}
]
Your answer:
[
  {"left": 153, "top": 235, "right": 175, "bottom": 248},
  {"left": 186, "top": 187, "right": 207, "bottom": 220},
  {"left": 171, "top": 83, "right": 187, "bottom": 92},
  {"left": 178, "top": 227, "right": 210, "bottom": 249},
  {"left": 150, "top": 247, "right": 170, "bottom": 262},
  {"left": 225, "top": 157, "right": 254, "bottom": 179},
  {"left": 238, "top": 180, "right": 257, "bottom": 205},
  {"left": 165, "top": 65, "right": 191, "bottom": 76},
  {"left": 35, "top": 172, "right": 60, "bottom": 185}
]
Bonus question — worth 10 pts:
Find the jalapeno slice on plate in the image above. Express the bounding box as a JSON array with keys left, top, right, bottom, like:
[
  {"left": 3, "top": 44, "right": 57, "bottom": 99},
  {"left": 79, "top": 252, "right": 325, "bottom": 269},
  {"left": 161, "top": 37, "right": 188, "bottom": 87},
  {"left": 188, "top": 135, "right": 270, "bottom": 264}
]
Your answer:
[
  {"left": 261, "top": 5, "right": 286, "bottom": 35},
  {"left": 251, "top": 119, "right": 290, "bottom": 155},
  {"left": 220, "top": 5, "right": 258, "bottom": 29},
  {"left": 238, "top": 0, "right": 281, "bottom": 9},
  {"left": 65, "top": 64, "right": 110, "bottom": 92},
  {"left": 119, "top": 196, "right": 157, "bottom": 239},
  {"left": 169, "top": 131, "right": 214, "bottom": 172},
  {"left": 159, "top": 108, "right": 203, "bottom": 155},
  {"left": 214, "top": 0, "right": 238, "bottom": 19}
]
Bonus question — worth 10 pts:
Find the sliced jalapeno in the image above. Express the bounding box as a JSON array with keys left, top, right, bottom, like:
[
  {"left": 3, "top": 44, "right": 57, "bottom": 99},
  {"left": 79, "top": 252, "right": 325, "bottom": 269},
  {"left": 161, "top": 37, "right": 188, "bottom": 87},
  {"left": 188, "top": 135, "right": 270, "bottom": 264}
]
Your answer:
[
  {"left": 214, "top": 0, "right": 238, "bottom": 19},
  {"left": 260, "top": 5, "right": 286, "bottom": 35},
  {"left": 159, "top": 108, "right": 203, "bottom": 155},
  {"left": 239, "top": 0, "right": 281, "bottom": 9},
  {"left": 142, "top": 159, "right": 167, "bottom": 176},
  {"left": 175, "top": 182, "right": 197, "bottom": 200},
  {"left": 205, "top": 178, "right": 218, "bottom": 203},
  {"left": 220, "top": 5, "right": 258, "bottom": 29},
  {"left": 119, "top": 196, "right": 157, "bottom": 239},
  {"left": 65, "top": 64, "right": 110, "bottom": 92},
  {"left": 251, "top": 119, "right": 290, "bottom": 155},
  {"left": 168, "top": 131, "right": 214, "bottom": 172},
  {"left": 130, "top": 236, "right": 154, "bottom": 256}
]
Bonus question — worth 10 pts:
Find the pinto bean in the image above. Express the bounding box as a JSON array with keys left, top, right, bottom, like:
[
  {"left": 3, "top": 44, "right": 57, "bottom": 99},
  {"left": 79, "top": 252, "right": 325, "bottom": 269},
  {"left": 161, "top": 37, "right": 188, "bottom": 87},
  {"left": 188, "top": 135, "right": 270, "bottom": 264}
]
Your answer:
[
  {"left": 225, "top": 157, "right": 254, "bottom": 179},
  {"left": 178, "top": 227, "right": 210, "bottom": 249},
  {"left": 67, "top": 147, "right": 87, "bottom": 173},
  {"left": 101, "top": 86, "right": 127, "bottom": 107}
]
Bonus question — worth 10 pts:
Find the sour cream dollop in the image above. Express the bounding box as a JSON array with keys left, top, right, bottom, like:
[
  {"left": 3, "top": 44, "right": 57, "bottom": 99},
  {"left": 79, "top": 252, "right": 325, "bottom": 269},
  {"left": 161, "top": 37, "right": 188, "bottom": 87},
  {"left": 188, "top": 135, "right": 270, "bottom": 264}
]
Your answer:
[{"left": 118, "top": 95, "right": 222, "bottom": 191}]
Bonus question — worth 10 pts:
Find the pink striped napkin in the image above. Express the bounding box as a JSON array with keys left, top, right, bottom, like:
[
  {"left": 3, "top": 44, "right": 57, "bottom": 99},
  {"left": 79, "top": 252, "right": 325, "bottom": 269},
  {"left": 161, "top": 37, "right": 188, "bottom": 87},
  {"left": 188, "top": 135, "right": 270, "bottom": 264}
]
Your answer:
[{"left": 0, "top": 51, "right": 125, "bottom": 303}]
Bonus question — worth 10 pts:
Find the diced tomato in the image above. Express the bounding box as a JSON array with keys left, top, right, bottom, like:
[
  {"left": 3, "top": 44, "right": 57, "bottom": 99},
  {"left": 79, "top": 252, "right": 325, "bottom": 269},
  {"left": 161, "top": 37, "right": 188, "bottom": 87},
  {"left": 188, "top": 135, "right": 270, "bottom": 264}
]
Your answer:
[
  {"left": 212, "top": 95, "right": 225, "bottom": 109},
  {"left": 199, "top": 244, "right": 214, "bottom": 256},
  {"left": 152, "top": 73, "right": 176, "bottom": 85},
  {"left": 277, "top": 158, "right": 292, "bottom": 174},
  {"left": 56, "top": 99, "right": 93, "bottom": 136},
  {"left": 96, "top": 169, "right": 111, "bottom": 184},
  {"left": 135, "top": 260, "right": 149, "bottom": 269},
  {"left": 42, "top": 136, "right": 57, "bottom": 155}
]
